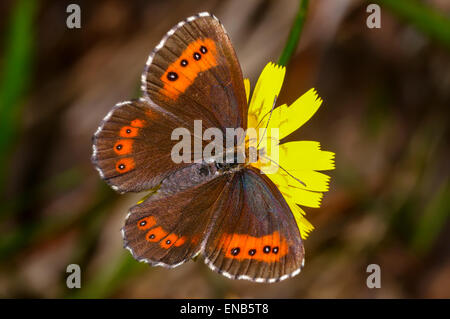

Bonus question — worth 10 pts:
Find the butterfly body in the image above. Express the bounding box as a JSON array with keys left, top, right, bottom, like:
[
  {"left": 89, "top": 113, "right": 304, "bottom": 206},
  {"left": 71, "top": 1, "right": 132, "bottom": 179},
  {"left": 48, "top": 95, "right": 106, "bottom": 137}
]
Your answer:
[
  {"left": 92, "top": 12, "right": 307, "bottom": 282},
  {"left": 158, "top": 162, "right": 218, "bottom": 195}
]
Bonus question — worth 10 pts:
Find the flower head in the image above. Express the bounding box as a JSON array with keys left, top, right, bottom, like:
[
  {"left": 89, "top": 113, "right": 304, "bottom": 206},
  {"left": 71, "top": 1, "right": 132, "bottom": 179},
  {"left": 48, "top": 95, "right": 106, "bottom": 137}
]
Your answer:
[{"left": 246, "top": 62, "right": 335, "bottom": 239}]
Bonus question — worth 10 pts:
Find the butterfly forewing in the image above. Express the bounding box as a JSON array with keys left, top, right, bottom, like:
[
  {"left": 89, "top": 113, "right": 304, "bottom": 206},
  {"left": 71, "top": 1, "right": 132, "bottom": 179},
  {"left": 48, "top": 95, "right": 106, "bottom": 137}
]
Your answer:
[
  {"left": 142, "top": 13, "right": 248, "bottom": 131},
  {"left": 92, "top": 99, "right": 195, "bottom": 193}
]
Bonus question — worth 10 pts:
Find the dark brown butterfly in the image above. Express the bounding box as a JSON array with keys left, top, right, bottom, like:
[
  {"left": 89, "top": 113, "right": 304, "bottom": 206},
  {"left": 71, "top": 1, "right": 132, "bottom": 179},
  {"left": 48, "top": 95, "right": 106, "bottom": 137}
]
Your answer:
[{"left": 92, "top": 12, "right": 304, "bottom": 283}]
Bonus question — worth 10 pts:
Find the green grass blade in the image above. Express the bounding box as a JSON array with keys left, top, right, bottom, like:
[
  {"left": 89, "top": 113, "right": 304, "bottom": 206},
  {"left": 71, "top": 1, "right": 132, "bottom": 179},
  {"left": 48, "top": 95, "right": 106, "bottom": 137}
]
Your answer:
[
  {"left": 0, "top": 0, "right": 37, "bottom": 192},
  {"left": 278, "top": 0, "right": 309, "bottom": 66}
]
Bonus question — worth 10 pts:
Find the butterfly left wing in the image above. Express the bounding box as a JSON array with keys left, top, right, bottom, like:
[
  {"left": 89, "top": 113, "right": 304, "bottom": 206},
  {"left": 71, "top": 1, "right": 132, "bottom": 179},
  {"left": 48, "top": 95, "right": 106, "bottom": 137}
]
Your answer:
[
  {"left": 122, "top": 164, "right": 228, "bottom": 267},
  {"left": 92, "top": 99, "right": 198, "bottom": 193},
  {"left": 203, "top": 167, "right": 305, "bottom": 283}
]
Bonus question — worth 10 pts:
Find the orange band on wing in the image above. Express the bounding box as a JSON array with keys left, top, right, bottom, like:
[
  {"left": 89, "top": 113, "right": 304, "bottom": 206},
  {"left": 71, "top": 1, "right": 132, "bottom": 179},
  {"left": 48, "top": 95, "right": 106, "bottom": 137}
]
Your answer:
[
  {"left": 146, "top": 226, "right": 168, "bottom": 242},
  {"left": 116, "top": 158, "right": 135, "bottom": 173},
  {"left": 137, "top": 217, "right": 187, "bottom": 249},
  {"left": 174, "top": 236, "right": 186, "bottom": 247},
  {"left": 160, "top": 38, "right": 218, "bottom": 100},
  {"left": 114, "top": 139, "right": 133, "bottom": 155},
  {"left": 137, "top": 216, "right": 156, "bottom": 230},
  {"left": 131, "top": 119, "right": 145, "bottom": 128},
  {"left": 160, "top": 233, "right": 179, "bottom": 249},
  {"left": 219, "top": 231, "right": 288, "bottom": 263},
  {"left": 119, "top": 126, "right": 139, "bottom": 138}
]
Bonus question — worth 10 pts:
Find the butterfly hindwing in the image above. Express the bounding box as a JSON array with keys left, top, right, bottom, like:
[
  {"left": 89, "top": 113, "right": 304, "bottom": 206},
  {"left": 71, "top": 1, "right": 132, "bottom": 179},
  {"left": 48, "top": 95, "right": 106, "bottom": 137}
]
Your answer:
[
  {"left": 203, "top": 167, "right": 305, "bottom": 282},
  {"left": 142, "top": 12, "right": 248, "bottom": 131},
  {"left": 122, "top": 164, "right": 228, "bottom": 267}
]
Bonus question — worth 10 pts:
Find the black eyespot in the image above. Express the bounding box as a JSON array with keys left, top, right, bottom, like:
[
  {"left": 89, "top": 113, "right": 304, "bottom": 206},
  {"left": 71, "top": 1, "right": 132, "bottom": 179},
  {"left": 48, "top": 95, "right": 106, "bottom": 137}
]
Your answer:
[
  {"left": 180, "top": 59, "right": 188, "bottom": 67},
  {"left": 167, "top": 71, "right": 178, "bottom": 81},
  {"left": 126, "top": 129, "right": 131, "bottom": 134},
  {"left": 248, "top": 249, "right": 256, "bottom": 256},
  {"left": 166, "top": 240, "right": 171, "bottom": 245},
  {"left": 193, "top": 52, "right": 201, "bottom": 60},
  {"left": 118, "top": 164, "right": 125, "bottom": 170},
  {"left": 231, "top": 247, "right": 240, "bottom": 256},
  {"left": 200, "top": 46, "right": 207, "bottom": 54},
  {"left": 149, "top": 234, "right": 155, "bottom": 239},
  {"left": 263, "top": 246, "right": 271, "bottom": 254},
  {"left": 272, "top": 246, "right": 279, "bottom": 254},
  {"left": 116, "top": 144, "right": 123, "bottom": 150},
  {"left": 139, "top": 221, "right": 146, "bottom": 227}
]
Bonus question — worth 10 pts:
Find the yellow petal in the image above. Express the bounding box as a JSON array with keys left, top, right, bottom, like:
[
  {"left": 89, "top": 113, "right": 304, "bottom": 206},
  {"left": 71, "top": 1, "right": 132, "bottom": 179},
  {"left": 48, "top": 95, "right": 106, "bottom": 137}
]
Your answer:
[
  {"left": 286, "top": 197, "right": 315, "bottom": 239},
  {"left": 286, "top": 170, "right": 331, "bottom": 192},
  {"left": 267, "top": 88, "right": 322, "bottom": 139},
  {"left": 289, "top": 187, "right": 323, "bottom": 208},
  {"left": 248, "top": 62, "right": 285, "bottom": 130},
  {"left": 265, "top": 169, "right": 289, "bottom": 191},
  {"left": 279, "top": 141, "right": 335, "bottom": 172},
  {"left": 244, "top": 78, "right": 250, "bottom": 104},
  {"left": 293, "top": 208, "right": 315, "bottom": 238}
]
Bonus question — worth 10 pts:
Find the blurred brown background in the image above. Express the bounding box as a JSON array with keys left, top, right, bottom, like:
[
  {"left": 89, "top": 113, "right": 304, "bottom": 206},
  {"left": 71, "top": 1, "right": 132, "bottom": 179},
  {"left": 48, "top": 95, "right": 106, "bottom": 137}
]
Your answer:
[{"left": 0, "top": 0, "right": 449, "bottom": 298}]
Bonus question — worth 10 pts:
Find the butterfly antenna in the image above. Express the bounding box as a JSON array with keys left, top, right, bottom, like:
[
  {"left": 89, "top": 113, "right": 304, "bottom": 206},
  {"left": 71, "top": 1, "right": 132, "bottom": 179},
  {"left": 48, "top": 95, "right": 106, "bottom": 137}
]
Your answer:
[
  {"left": 257, "top": 95, "right": 278, "bottom": 149},
  {"left": 260, "top": 154, "right": 306, "bottom": 187}
]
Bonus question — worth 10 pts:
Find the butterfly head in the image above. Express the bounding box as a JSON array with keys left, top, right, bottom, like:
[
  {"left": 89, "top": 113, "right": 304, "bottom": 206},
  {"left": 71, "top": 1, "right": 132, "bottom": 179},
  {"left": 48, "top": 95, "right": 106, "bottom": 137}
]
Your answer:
[
  {"left": 214, "top": 152, "right": 242, "bottom": 172},
  {"left": 213, "top": 146, "right": 255, "bottom": 173}
]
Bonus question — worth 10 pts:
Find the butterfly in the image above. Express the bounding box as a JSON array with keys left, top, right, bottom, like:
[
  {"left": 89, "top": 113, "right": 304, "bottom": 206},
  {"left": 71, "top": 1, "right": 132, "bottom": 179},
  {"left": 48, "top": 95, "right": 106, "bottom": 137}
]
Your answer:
[{"left": 92, "top": 12, "right": 321, "bottom": 283}]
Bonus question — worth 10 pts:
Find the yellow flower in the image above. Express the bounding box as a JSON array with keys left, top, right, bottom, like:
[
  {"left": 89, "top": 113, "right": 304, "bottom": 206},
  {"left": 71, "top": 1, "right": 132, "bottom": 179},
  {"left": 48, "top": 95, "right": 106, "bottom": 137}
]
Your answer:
[{"left": 245, "top": 62, "right": 335, "bottom": 239}]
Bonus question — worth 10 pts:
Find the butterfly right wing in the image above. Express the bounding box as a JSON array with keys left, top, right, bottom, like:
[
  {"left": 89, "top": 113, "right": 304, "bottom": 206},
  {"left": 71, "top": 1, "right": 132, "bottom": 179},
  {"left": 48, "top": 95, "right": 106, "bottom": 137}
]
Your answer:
[{"left": 203, "top": 167, "right": 305, "bottom": 282}]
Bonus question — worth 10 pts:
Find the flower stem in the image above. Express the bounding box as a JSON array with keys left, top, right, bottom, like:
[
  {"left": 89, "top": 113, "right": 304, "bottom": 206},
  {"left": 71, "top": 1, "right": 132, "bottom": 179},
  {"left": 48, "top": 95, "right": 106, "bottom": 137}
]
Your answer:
[{"left": 278, "top": 0, "right": 309, "bottom": 66}]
